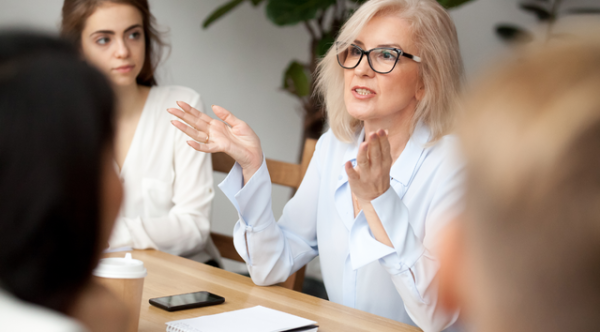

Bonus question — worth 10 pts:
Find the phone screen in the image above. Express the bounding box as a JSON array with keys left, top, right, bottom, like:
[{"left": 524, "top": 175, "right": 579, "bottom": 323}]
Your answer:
[{"left": 150, "top": 291, "right": 225, "bottom": 311}]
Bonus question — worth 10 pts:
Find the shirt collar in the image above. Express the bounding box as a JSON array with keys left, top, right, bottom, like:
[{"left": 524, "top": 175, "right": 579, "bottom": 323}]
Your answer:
[{"left": 340, "top": 121, "right": 431, "bottom": 187}]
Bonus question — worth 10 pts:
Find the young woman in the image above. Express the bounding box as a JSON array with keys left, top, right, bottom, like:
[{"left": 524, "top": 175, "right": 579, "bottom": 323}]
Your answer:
[
  {"left": 0, "top": 31, "right": 127, "bottom": 332},
  {"left": 61, "top": 0, "right": 219, "bottom": 264},
  {"left": 170, "top": 0, "right": 464, "bottom": 330}
]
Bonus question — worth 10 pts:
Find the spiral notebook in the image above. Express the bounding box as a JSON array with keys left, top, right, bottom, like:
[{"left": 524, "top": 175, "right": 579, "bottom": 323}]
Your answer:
[{"left": 165, "top": 306, "right": 318, "bottom": 332}]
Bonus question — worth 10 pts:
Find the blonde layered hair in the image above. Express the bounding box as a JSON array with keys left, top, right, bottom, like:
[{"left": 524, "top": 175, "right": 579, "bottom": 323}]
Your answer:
[
  {"left": 457, "top": 33, "right": 600, "bottom": 331},
  {"left": 316, "top": 0, "right": 464, "bottom": 143}
]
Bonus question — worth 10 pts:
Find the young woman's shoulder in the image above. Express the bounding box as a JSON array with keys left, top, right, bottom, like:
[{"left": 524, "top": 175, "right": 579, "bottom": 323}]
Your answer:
[{"left": 151, "top": 85, "right": 203, "bottom": 112}]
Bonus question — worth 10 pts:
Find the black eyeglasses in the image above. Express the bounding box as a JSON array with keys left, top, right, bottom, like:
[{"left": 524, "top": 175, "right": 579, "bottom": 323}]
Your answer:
[{"left": 336, "top": 43, "right": 422, "bottom": 74}]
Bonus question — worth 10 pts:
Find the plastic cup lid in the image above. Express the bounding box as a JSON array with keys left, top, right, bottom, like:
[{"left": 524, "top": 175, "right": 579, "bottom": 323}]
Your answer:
[{"left": 93, "top": 253, "right": 147, "bottom": 279}]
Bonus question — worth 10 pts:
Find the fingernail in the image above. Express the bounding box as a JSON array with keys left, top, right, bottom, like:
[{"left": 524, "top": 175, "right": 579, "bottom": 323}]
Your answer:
[{"left": 384, "top": 129, "right": 389, "bottom": 135}]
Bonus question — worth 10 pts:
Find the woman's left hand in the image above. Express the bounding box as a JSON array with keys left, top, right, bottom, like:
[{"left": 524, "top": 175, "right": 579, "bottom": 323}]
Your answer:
[{"left": 346, "top": 129, "right": 393, "bottom": 203}]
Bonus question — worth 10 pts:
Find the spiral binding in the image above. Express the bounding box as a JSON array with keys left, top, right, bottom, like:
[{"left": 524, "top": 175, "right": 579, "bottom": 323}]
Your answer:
[{"left": 166, "top": 322, "right": 204, "bottom": 332}]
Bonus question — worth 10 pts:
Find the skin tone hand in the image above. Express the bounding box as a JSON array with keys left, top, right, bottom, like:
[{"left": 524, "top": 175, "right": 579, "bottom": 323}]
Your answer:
[
  {"left": 346, "top": 129, "right": 394, "bottom": 247},
  {"left": 167, "top": 102, "right": 263, "bottom": 184}
]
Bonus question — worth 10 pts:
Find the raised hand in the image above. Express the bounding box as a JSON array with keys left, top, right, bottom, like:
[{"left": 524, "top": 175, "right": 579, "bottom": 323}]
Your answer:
[
  {"left": 167, "top": 102, "right": 263, "bottom": 180},
  {"left": 346, "top": 129, "right": 394, "bottom": 247},
  {"left": 345, "top": 129, "right": 392, "bottom": 203}
]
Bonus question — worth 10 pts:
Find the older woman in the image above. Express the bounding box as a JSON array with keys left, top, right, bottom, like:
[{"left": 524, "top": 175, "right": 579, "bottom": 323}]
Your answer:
[{"left": 169, "top": 0, "right": 463, "bottom": 331}]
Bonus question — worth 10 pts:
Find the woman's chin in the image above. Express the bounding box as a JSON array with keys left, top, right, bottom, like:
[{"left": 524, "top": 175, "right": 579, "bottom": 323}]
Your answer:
[
  {"left": 111, "top": 77, "right": 138, "bottom": 88},
  {"left": 346, "top": 106, "right": 374, "bottom": 122}
]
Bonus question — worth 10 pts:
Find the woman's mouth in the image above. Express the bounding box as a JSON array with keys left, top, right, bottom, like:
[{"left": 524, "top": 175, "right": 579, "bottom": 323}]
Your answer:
[
  {"left": 113, "top": 65, "right": 135, "bottom": 73},
  {"left": 351, "top": 87, "right": 376, "bottom": 99}
]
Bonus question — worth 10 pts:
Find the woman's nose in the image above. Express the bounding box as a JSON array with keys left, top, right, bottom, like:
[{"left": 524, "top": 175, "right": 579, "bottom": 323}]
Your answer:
[
  {"left": 354, "top": 55, "right": 375, "bottom": 77},
  {"left": 115, "top": 39, "right": 130, "bottom": 59}
]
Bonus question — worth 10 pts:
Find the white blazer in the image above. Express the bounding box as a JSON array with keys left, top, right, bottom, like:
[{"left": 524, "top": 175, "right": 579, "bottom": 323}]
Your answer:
[
  {"left": 109, "top": 85, "right": 219, "bottom": 263},
  {"left": 220, "top": 123, "right": 462, "bottom": 332}
]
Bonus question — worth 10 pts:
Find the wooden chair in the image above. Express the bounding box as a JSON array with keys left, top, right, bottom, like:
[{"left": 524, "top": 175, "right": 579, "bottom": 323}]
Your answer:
[{"left": 210, "top": 138, "right": 318, "bottom": 292}]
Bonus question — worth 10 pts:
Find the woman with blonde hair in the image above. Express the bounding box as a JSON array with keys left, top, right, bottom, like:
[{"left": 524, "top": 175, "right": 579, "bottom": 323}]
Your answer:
[{"left": 170, "top": 0, "right": 463, "bottom": 330}]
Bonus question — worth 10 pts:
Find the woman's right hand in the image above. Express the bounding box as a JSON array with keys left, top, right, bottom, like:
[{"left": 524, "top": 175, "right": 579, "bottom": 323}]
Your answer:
[{"left": 168, "top": 102, "right": 263, "bottom": 181}]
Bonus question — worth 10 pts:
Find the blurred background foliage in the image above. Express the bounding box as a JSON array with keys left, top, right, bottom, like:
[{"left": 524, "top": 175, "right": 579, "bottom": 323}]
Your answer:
[
  {"left": 203, "top": 0, "right": 475, "bottom": 146},
  {"left": 496, "top": 0, "right": 600, "bottom": 44}
]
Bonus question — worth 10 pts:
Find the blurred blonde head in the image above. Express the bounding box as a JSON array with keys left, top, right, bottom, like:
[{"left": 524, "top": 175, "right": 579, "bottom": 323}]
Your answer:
[
  {"left": 316, "top": 0, "right": 463, "bottom": 143},
  {"left": 456, "top": 30, "right": 600, "bottom": 332}
]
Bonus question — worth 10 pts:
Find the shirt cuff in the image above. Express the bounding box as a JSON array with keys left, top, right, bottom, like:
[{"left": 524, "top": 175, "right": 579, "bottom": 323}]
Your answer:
[
  {"left": 371, "top": 187, "right": 426, "bottom": 273},
  {"left": 218, "top": 156, "right": 273, "bottom": 230},
  {"left": 108, "top": 217, "right": 132, "bottom": 249},
  {"left": 349, "top": 210, "right": 396, "bottom": 270}
]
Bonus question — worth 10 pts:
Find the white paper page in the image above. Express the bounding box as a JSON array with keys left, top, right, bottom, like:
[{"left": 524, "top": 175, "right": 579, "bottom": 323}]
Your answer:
[{"left": 166, "top": 306, "right": 318, "bottom": 332}]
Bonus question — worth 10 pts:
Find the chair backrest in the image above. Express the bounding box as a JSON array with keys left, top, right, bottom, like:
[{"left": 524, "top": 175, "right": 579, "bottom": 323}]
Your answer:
[{"left": 211, "top": 138, "right": 318, "bottom": 292}]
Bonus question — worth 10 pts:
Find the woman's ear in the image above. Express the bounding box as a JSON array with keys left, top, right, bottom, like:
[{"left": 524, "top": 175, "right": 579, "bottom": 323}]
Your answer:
[{"left": 416, "top": 81, "right": 425, "bottom": 101}]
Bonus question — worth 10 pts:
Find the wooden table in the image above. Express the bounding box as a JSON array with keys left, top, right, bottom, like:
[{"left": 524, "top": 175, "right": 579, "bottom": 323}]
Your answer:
[{"left": 104, "top": 250, "right": 421, "bottom": 332}]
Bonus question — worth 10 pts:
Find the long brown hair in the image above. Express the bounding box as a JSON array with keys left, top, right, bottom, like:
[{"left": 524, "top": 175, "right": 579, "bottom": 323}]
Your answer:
[{"left": 61, "top": 0, "right": 167, "bottom": 86}]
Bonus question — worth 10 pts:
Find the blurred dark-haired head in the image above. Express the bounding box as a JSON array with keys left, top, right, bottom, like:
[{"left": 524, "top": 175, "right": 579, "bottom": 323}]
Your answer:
[{"left": 0, "top": 30, "right": 119, "bottom": 313}]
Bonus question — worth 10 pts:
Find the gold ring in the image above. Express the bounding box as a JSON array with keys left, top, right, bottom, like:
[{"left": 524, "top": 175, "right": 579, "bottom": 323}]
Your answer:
[{"left": 205, "top": 134, "right": 209, "bottom": 143}]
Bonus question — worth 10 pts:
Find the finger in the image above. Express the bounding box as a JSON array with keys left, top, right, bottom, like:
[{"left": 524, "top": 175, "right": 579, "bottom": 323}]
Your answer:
[
  {"left": 368, "top": 131, "right": 382, "bottom": 165},
  {"left": 176, "top": 101, "right": 203, "bottom": 118},
  {"left": 175, "top": 101, "right": 213, "bottom": 124},
  {"left": 212, "top": 105, "right": 244, "bottom": 127},
  {"left": 171, "top": 120, "right": 208, "bottom": 143},
  {"left": 187, "top": 140, "right": 212, "bottom": 153},
  {"left": 356, "top": 142, "right": 369, "bottom": 168},
  {"left": 378, "top": 129, "right": 392, "bottom": 164},
  {"left": 345, "top": 161, "right": 360, "bottom": 180},
  {"left": 167, "top": 107, "right": 209, "bottom": 132}
]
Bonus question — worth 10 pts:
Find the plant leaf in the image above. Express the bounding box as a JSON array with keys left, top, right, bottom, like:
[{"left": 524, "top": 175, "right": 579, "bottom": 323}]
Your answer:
[
  {"left": 317, "top": 33, "right": 335, "bottom": 59},
  {"left": 203, "top": 0, "right": 245, "bottom": 29},
  {"left": 266, "top": 0, "right": 336, "bottom": 26},
  {"left": 283, "top": 60, "right": 310, "bottom": 97},
  {"left": 436, "top": 0, "right": 476, "bottom": 9},
  {"left": 520, "top": 3, "right": 552, "bottom": 21},
  {"left": 495, "top": 24, "right": 534, "bottom": 43}
]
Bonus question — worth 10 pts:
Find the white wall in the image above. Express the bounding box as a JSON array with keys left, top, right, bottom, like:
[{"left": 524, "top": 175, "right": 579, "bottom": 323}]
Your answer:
[{"left": 1, "top": 0, "right": 583, "bottom": 278}]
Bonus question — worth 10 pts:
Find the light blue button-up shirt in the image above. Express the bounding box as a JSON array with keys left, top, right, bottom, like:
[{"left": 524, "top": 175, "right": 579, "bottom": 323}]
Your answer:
[{"left": 219, "top": 123, "right": 463, "bottom": 332}]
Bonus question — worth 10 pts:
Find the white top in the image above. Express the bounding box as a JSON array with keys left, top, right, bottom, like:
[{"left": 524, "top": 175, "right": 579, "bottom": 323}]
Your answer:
[
  {"left": 0, "top": 289, "right": 88, "bottom": 332},
  {"left": 219, "top": 123, "right": 462, "bottom": 332},
  {"left": 109, "top": 85, "right": 218, "bottom": 263}
]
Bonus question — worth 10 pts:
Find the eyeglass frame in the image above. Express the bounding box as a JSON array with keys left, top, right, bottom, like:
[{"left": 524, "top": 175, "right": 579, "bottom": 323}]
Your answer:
[{"left": 336, "top": 43, "right": 422, "bottom": 74}]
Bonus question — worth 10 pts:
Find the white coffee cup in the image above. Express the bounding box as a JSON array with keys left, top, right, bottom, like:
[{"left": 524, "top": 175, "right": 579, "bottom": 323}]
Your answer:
[{"left": 93, "top": 253, "right": 147, "bottom": 332}]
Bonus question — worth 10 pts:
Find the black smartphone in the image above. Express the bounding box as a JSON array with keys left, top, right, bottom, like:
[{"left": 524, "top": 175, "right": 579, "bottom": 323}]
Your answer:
[{"left": 149, "top": 291, "right": 225, "bottom": 312}]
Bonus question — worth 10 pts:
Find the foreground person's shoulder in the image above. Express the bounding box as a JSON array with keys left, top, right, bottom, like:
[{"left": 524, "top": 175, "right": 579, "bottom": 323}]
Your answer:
[{"left": 0, "top": 289, "right": 88, "bottom": 332}]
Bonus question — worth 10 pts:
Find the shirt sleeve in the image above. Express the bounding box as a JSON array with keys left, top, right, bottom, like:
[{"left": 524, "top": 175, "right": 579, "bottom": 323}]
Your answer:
[
  {"left": 347, "top": 162, "right": 463, "bottom": 332},
  {"left": 218, "top": 141, "right": 322, "bottom": 286},
  {"left": 109, "top": 96, "right": 215, "bottom": 258}
]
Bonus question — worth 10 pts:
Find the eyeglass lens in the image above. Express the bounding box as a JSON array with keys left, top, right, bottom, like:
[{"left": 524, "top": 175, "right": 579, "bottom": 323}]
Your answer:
[{"left": 338, "top": 44, "right": 399, "bottom": 73}]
